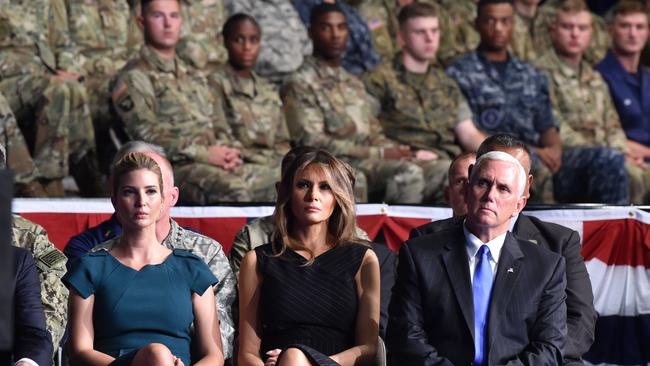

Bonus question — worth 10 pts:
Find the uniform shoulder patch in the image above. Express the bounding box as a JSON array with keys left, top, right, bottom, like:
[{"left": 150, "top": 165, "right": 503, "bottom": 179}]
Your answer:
[
  {"left": 112, "top": 80, "right": 129, "bottom": 102},
  {"left": 38, "top": 249, "right": 67, "bottom": 268}
]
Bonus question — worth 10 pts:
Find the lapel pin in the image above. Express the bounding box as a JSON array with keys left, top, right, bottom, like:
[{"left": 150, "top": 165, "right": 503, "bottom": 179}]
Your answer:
[{"left": 507, "top": 267, "right": 514, "bottom": 273}]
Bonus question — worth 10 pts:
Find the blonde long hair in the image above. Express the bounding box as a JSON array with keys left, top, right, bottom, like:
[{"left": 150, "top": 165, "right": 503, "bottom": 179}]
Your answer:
[{"left": 272, "top": 149, "right": 364, "bottom": 263}]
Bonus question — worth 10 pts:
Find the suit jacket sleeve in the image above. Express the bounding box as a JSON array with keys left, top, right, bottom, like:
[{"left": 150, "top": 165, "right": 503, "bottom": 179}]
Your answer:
[
  {"left": 506, "top": 256, "right": 567, "bottom": 366},
  {"left": 13, "top": 249, "right": 53, "bottom": 366},
  {"left": 387, "top": 243, "right": 454, "bottom": 366},
  {"left": 561, "top": 230, "right": 596, "bottom": 365}
]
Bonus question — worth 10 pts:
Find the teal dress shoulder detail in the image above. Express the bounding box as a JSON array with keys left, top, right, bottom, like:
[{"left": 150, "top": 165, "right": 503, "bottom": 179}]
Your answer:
[{"left": 63, "top": 248, "right": 218, "bottom": 366}]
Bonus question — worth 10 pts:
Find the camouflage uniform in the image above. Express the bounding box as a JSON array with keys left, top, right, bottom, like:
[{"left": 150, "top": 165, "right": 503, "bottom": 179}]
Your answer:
[
  {"left": 92, "top": 219, "right": 237, "bottom": 360},
  {"left": 225, "top": 0, "right": 312, "bottom": 82},
  {"left": 12, "top": 215, "right": 68, "bottom": 353},
  {"left": 447, "top": 51, "right": 630, "bottom": 204},
  {"left": 230, "top": 215, "right": 370, "bottom": 276},
  {"left": 129, "top": 0, "right": 227, "bottom": 74},
  {"left": 363, "top": 55, "right": 472, "bottom": 202},
  {"left": 60, "top": 0, "right": 134, "bottom": 173},
  {"left": 345, "top": 0, "right": 398, "bottom": 61},
  {"left": 433, "top": 0, "right": 480, "bottom": 67},
  {"left": 514, "top": 4, "right": 610, "bottom": 65},
  {"left": 111, "top": 46, "right": 278, "bottom": 203},
  {"left": 536, "top": 51, "right": 647, "bottom": 203},
  {"left": 0, "top": 0, "right": 96, "bottom": 193},
  {"left": 0, "top": 92, "right": 41, "bottom": 188},
  {"left": 293, "top": 0, "right": 381, "bottom": 75},
  {"left": 282, "top": 56, "right": 425, "bottom": 203},
  {"left": 208, "top": 64, "right": 291, "bottom": 168}
]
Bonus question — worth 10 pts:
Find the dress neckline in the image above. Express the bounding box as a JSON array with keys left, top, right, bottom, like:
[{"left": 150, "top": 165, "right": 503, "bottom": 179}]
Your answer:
[
  {"left": 286, "top": 245, "right": 339, "bottom": 262},
  {"left": 105, "top": 249, "right": 175, "bottom": 272}
]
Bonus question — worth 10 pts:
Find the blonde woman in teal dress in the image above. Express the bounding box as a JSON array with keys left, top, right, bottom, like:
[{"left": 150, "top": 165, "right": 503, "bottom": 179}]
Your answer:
[{"left": 64, "top": 152, "right": 224, "bottom": 366}]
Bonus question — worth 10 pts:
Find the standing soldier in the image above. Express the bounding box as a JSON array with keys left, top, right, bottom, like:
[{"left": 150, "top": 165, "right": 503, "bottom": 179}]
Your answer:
[
  {"left": 111, "top": 0, "right": 278, "bottom": 203},
  {"left": 282, "top": 3, "right": 425, "bottom": 203},
  {"left": 0, "top": 0, "right": 101, "bottom": 197},
  {"left": 536, "top": 0, "right": 649, "bottom": 204},
  {"left": 364, "top": 2, "right": 487, "bottom": 203}
]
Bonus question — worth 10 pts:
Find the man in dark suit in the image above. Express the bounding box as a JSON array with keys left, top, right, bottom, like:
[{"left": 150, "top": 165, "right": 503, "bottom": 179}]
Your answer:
[
  {"left": 1, "top": 247, "right": 53, "bottom": 366},
  {"left": 389, "top": 151, "right": 567, "bottom": 365},
  {"left": 410, "top": 134, "right": 597, "bottom": 365}
]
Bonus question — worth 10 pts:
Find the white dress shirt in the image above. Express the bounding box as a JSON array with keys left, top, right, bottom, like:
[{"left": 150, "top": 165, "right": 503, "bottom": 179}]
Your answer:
[{"left": 463, "top": 224, "right": 507, "bottom": 284}]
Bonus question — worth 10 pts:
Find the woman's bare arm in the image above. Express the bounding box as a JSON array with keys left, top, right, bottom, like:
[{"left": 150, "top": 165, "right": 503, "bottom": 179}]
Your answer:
[
  {"left": 68, "top": 290, "right": 115, "bottom": 366},
  {"left": 330, "top": 249, "right": 381, "bottom": 366},
  {"left": 193, "top": 284, "right": 225, "bottom": 366},
  {"left": 238, "top": 251, "right": 265, "bottom": 366}
]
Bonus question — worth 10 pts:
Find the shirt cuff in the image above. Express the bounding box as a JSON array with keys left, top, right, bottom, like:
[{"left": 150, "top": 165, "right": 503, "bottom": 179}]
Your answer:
[{"left": 15, "top": 358, "right": 39, "bottom": 366}]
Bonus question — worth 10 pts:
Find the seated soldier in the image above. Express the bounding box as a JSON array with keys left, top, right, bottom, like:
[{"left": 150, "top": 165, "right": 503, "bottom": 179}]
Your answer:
[
  {"left": 510, "top": 0, "right": 610, "bottom": 64},
  {"left": 208, "top": 14, "right": 290, "bottom": 175},
  {"left": 129, "top": 0, "right": 227, "bottom": 75},
  {"left": 596, "top": 1, "right": 650, "bottom": 203},
  {"left": 535, "top": 0, "right": 650, "bottom": 204},
  {"left": 282, "top": 3, "right": 425, "bottom": 203},
  {"left": 0, "top": 0, "right": 102, "bottom": 197},
  {"left": 0, "top": 92, "right": 45, "bottom": 196},
  {"left": 0, "top": 143, "right": 68, "bottom": 356},
  {"left": 364, "top": 2, "right": 487, "bottom": 203},
  {"left": 447, "top": 0, "right": 629, "bottom": 204},
  {"left": 111, "top": 0, "right": 278, "bottom": 203},
  {"left": 293, "top": 0, "right": 381, "bottom": 75},
  {"left": 225, "top": 0, "right": 312, "bottom": 82}
]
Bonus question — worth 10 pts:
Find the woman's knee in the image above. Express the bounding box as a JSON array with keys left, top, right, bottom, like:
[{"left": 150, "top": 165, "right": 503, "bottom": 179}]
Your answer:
[
  {"left": 277, "top": 348, "right": 311, "bottom": 366},
  {"left": 131, "top": 343, "right": 175, "bottom": 366}
]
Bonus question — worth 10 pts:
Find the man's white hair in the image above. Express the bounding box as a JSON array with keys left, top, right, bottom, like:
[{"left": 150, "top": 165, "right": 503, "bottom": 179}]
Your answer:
[{"left": 470, "top": 150, "right": 527, "bottom": 196}]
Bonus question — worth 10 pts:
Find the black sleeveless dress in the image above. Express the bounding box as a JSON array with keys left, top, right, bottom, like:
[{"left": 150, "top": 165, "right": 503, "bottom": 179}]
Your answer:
[{"left": 255, "top": 243, "right": 369, "bottom": 366}]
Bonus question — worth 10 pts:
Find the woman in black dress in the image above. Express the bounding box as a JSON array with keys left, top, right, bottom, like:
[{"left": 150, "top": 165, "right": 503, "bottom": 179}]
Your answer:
[{"left": 238, "top": 149, "right": 380, "bottom": 366}]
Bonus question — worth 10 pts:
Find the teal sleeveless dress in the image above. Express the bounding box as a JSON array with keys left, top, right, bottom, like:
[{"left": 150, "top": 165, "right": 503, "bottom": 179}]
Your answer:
[{"left": 63, "top": 248, "right": 218, "bottom": 366}]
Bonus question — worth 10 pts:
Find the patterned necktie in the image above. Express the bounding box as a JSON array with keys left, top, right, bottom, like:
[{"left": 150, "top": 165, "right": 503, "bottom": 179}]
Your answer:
[{"left": 473, "top": 245, "right": 493, "bottom": 366}]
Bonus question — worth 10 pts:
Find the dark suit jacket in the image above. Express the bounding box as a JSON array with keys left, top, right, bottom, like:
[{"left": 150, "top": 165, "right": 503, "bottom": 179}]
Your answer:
[
  {"left": 389, "top": 227, "right": 567, "bottom": 366},
  {"left": 0, "top": 247, "right": 53, "bottom": 366},
  {"left": 410, "top": 215, "right": 596, "bottom": 365},
  {"left": 371, "top": 242, "right": 396, "bottom": 339}
]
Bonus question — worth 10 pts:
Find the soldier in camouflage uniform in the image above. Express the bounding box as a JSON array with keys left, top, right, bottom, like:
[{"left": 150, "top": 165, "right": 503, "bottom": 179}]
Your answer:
[
  {"left": 11, "top": 215, "right": 68, "bottom": 356},
  {"left": 447, "top": 0, "right": 629, "bottom": 204},
  {"left": 0, "top": 0, "right": 100, "bottom": 197},
  {"left": 364, "top": 2, "right": 486, "bottom": 203},
  {"left": 282, "top": 4, "right": 425, "bottom": 203},
  {"left": 431, "top": 0, "right": 481, "bottom": 66},
  {"left": 0, "top": 92, "right": 48, "bottom": 196},
  {"left": 536, "top": 0, "right": 648, "bottom": 203},
  {"left": 225, "top": 0, "right": 312, "bottom": 83},
  {"left": 130, "top": 0, "right": 227, "bottom": 74},
  {"left": 345, "top": 0, "right": 399, "bottom": 60},
  {"left": 59, "top": 0, "right": 135, "bottom": 173},
  {"left": 294, "top": 0, "right": 381, "bottom": 75},
  {"left": 207, "top": 13, "right": 290, "bottom": 173},
  {"left": 112, "top": 0, "right": 277, "bottom": 203},
  {"left": 511, "top": 0, "right": 610, "bottom": 64}
]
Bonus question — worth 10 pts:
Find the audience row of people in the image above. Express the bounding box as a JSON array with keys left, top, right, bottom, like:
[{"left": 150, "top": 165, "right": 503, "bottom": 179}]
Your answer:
[
  {"left": 3, "top": 0, "right": 650, "bottom": 205},
  {"left": 4, "top": 133, "right": 598, "bottom": 365}
]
